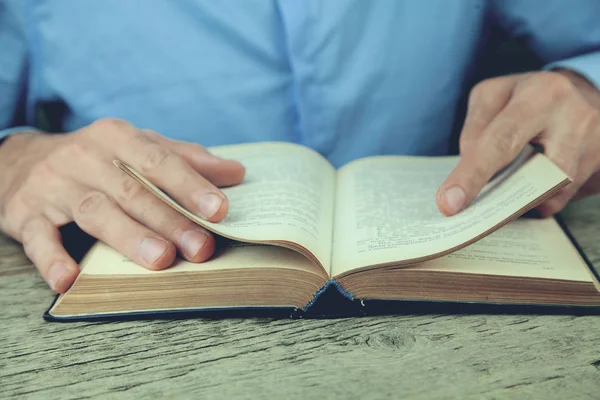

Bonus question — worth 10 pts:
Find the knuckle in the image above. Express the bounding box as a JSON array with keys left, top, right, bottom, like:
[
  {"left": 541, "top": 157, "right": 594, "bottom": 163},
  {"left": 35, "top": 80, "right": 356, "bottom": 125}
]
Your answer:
[
  {"left": 469, "top": 79, "right": 501, "bottom": 107},
  {"left": 90, "top": 117, "right": 131, "bottom": 133},
  {"left": 588, "top": 109, "right": 600, "bottom": 128},
  {"left": 52, "top": 141, "right": 90, "bottom": 162},
  {"left": 1, "top": 194, "right": 34, "bottom": 238},
  {"left": 3, "top": 191, "right": 29, "bottom": 217},
  {"left": 3, "top": 194, "right": 34, "bottom": 239},
  {"left": 543, "top": 72, "right": 574, "bottom": 100},
  {"left": 578, "top": 107, "right": 600, "bottom": 134},
  {"left": 510, "top": 99, "right": 536, "bottom": 120},
  {"left": 134, "top": 129, "right": 155, "bottom": 144},
  {"left": 141, "top": 128, "right": 160, "bottom": 139},
  {"left": 471, "top": 79, "right": 498, "bottom": 98},
  {"left": 139, "top": 145, "right": 171, "bottom": 173},
  {"left": 491, "top": 125, "right": 521, "bottom": 157},
  {"left": 75, "top": 191, "right": 109, "bottom": 218},
  {"left": 29, "top": 159, "right": 57, "bottom": 181},
  {"left": 20, "top": 218, "right": 42, "bottom": 245},
  {"left": 189, "top": 142, "right": 209, "bottom": 154},
  {"left": 117, "top": 177, "right": 146, "bottom": 203}
]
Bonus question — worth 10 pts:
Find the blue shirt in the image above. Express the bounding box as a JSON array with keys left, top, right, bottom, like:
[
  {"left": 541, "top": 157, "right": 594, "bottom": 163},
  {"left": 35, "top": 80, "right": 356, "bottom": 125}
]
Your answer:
[{"left": 1, "top": 0, "right": 600, "bottom": 167}]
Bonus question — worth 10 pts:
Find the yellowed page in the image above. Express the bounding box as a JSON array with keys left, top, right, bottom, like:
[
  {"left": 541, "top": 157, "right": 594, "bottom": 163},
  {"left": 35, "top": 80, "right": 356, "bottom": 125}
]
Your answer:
[
  {"left": 331, "top": 150, "right": 569, "bottom": 276},
  {"left": 79, "top": 241, "right": 325, "bottom": 276},
  {"left": 405, "top": 218, "right": 593, "bottom": 282},
  {"left": 117, "top": 142, "right": 335, "bottom": 272}
]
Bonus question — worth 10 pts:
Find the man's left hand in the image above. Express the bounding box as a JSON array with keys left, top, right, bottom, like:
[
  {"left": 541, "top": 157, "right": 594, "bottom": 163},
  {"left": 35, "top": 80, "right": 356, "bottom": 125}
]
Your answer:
[{"left": 437, "top": 70, "right": 600, "bottom": 217}]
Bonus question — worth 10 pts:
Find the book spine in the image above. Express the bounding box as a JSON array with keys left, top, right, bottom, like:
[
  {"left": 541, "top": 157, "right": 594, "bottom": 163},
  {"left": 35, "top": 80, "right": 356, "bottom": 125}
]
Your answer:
[{"left": 302, "top": 280, "right": 354, "bottom": 311}]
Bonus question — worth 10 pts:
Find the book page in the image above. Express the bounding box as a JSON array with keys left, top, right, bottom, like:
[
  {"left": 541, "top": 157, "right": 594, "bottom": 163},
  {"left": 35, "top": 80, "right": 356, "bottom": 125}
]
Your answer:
[
  {"left": 117, "top": 142, "right": 335, "bottom": 271},
  {"left": 78, "top": 240, "right": 326, "bottom": 277},
  {"left": 331, "top": 150, "right": 569, "bottom": 276},
  {"left": 405, "top": 218, "right": 594, "bottom": 282}
]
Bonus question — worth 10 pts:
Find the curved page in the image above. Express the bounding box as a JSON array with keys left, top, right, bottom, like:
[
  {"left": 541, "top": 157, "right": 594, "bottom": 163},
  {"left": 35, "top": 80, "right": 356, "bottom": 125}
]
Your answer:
[
  {"left": 331, "top": 149, "right": 570, "bottom": 277},
  {"left": 115, "top": 142, "right": 335, "bottom": 273}
]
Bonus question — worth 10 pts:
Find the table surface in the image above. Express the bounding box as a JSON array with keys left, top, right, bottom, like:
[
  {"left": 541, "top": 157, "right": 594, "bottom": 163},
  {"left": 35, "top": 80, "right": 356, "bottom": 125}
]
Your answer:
[{"left": 2, "top": 197, "right": 600, "bottom": 400}]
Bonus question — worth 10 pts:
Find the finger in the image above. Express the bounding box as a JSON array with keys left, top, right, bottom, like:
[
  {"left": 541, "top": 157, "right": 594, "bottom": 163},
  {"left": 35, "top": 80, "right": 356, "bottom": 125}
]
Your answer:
[
  {"left": 534, "top": 92, "right": 600, "bottom": 215},
  {"left": 174, "top": 150, "right": 246, "bottom": 188},
  {"left": 109, "top": 175, "right": 217, "bottom": 262},
  {"left": 116, "top": 128, "right": 229, "bottom": 222},
  {"left": 537, "top": 141, "right": 597, "bottom": 217},
  {"left": 574, "top": 169, "right": 600, "bottom": 200},
  {"left": 437, "top": 96, "right": 549, "bottom": 216},
  {"left": 535, "top": 165, "right": 589, "bottom": 217},
  {"left": 68, "top": 189, "right": 177, "bottom": 270},
  {"left": 535, "top": 185, "right": 580, "bottom": 218},
  {"left": 56, "top": 153, "right": 217, "bottom": 262},
  {"left": 20, "top": 216, "right": 79, "bottom": 293},
  {"left": 459, "top": 76, "right": 520, "bottom": 152},
  {"left": 142, "top": 129, "right": 246, "bottom": 187}
]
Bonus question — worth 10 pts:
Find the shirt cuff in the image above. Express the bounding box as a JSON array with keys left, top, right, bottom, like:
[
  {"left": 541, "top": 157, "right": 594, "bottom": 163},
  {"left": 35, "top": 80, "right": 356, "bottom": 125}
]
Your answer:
[
  {"left": 0, "top": 126, "right": 41, "bottom": 143},
  {"left": 545, "top": 51, "right": 600, "bottom": 91}
]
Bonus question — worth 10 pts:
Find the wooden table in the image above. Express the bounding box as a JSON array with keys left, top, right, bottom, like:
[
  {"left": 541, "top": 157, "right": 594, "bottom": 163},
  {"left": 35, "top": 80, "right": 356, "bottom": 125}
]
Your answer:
[{"left": 2, "top": 198, "right": 600, "bottom": 399}]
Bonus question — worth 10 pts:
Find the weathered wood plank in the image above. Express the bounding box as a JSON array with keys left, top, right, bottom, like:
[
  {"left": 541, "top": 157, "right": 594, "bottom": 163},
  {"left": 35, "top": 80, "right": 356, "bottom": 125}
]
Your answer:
[{"left": 1, "top": 198, "right": 600, "bottom": 399}]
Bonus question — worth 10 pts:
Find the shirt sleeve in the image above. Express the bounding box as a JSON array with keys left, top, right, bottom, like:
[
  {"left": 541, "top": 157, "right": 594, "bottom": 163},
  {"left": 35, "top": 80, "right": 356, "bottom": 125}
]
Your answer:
[
  {"left": 0, "top": 0, "right": 35, "bottom": 143},
  {"left": 491, "top": 0, "right": 600, "bottom": 89}
]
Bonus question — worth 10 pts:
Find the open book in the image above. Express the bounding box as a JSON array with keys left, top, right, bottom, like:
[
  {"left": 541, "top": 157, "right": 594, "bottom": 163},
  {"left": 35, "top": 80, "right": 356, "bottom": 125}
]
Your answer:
[{"left": 45, "top": 143, "right": 600, "bottom": 320}]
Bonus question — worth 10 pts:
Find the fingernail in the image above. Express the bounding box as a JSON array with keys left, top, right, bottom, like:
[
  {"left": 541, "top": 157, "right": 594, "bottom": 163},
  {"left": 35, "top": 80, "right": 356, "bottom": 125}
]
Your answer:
[
  {"left": 443, "top": 186, "right": 467, "bottom": 214},
  {"left": 48, "top": 262, "right": 67, "bottom": 290},
  {"left": 179, "top": 230, "right": 208, "bottom": 259},
  {"left": 140, "top": 237, "right": 169, "bottom": 265},
  {"left": 198, "top": 193, "right": 223, "bottom": 219}
]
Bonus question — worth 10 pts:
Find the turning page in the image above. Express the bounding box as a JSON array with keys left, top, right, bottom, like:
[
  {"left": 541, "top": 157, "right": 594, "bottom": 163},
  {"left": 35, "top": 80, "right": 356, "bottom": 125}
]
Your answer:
[
  {"left": 117, "top": 142, "right": 336, "bottom": 271},
  {"left": 331, "top": 149, "right": 570, "bottom": 276},
  {"left": 79, "top": 241, "right": 327, "bottom": 277}
]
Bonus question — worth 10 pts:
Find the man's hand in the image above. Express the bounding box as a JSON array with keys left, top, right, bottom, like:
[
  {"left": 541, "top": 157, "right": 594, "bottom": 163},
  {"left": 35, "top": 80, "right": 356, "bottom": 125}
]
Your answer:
[
  {"left": 0, "top": 119, "right": 245, "bottom": 293},
  {"left": 437, "top": 70, "right": 600, "bottom": 217}
]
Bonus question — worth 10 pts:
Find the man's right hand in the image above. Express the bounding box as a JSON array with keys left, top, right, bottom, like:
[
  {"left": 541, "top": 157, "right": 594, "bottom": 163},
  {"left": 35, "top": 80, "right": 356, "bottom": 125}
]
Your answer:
[{"left": 0, "top": 118, "right": 245, "bottom": 293}]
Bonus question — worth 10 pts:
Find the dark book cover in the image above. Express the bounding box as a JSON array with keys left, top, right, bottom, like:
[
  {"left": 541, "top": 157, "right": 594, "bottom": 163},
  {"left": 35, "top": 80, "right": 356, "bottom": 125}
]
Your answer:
[{"left": 43, "top": 216, "right": 600, "bottom": 322}]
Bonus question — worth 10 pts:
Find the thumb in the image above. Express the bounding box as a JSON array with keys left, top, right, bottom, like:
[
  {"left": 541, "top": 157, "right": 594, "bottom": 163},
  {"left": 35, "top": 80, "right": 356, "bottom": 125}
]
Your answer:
[
  {"left": 436, "top": 77, "right": 519, "bottom": 216},
  {"left": 436, "top": 155, "right": 487, "bottom": 216},
  {"left": 437, "top": 90, "right": 546, "bottom": 215}
]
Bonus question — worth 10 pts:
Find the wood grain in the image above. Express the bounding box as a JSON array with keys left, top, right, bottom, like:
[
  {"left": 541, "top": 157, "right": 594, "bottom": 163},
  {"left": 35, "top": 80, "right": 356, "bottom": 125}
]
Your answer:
[{"left": 1, "top": 198, "right": 600, "bottom": 399}]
